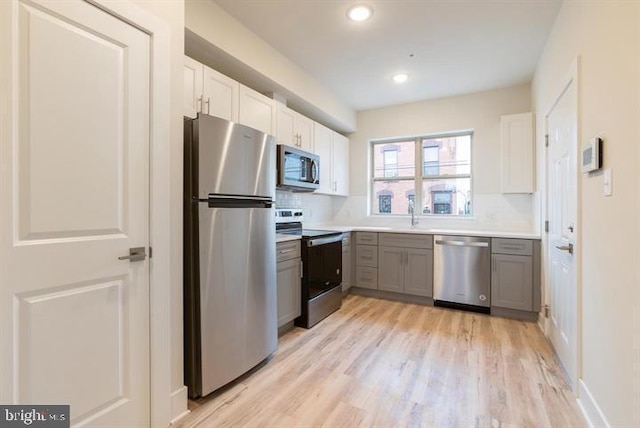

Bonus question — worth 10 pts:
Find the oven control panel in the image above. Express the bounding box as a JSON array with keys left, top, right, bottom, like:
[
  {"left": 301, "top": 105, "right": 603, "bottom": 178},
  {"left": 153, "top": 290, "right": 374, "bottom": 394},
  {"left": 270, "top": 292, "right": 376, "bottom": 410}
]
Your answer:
[{"left": 275, "top": 208, "right": 304, "bottom": 224}]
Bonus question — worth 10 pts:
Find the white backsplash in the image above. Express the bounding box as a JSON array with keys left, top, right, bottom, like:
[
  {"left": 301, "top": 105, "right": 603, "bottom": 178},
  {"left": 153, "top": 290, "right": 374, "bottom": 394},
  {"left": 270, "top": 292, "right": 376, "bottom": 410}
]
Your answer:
[
  {"left": 331, "top": 194, "right": 537, "bottom": 233},
  {"left": 275, "top": 190, "right": 335, "bottom": 225},
  {"left": 277, "top": 191, "right": 535, "bottom": 233}
]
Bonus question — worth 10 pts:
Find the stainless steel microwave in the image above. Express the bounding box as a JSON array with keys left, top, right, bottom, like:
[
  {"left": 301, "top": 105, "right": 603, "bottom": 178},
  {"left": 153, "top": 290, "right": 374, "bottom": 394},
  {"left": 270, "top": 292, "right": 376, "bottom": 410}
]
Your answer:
[{"left": 276, "top": 144, "right": 319, "bottom": 192}]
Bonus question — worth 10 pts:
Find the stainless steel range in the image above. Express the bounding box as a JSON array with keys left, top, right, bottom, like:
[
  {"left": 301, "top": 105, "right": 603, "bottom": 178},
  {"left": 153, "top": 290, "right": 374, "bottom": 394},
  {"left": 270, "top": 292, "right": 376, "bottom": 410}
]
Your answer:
[{"left": 276, "top": 209, "right": 343, "bottom": 328}]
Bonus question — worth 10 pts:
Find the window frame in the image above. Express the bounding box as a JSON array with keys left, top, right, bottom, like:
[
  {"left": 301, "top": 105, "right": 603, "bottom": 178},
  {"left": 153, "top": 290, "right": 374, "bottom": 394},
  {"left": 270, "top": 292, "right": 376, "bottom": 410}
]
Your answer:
[{"left": 370, "top": 130, "right": 473, "bottom": 217}]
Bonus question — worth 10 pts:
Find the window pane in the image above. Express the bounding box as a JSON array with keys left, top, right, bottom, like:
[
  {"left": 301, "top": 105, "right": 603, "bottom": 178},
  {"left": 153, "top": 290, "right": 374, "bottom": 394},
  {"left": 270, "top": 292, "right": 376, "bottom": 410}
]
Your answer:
[
  {"left": 421, "top": 134, "right": 471, "bottom": 176},
  {"left": 421, "top": 178, "right": 471, "bottom": 215},
  {"left": 372, "top": 180, "right": 415, "bottom": 215},
  {"left": 373, "top": 141, "right": 415, "bottom": 178}
]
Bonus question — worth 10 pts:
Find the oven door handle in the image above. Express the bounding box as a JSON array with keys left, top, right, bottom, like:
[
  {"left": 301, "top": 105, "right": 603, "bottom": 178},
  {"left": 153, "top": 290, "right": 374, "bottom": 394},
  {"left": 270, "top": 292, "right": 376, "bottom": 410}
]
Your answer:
[{"left": 307, "top": 234, "right": 343, "bottom": 247}]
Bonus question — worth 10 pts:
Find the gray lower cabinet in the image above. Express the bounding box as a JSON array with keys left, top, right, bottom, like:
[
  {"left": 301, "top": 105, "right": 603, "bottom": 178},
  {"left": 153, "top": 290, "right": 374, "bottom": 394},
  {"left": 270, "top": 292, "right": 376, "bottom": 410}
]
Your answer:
[
  {"left": 342, "top": 233, "right": 352, "bottom": 292},
  {"left": 490, "top": 238, "right": 540, "bottom": 313},
  {"left": 491, "top": 254, "right": 533, "bottom": 311},
  {"left": 377, "top": 233, "right": 433, "bottom": 297},
  {"left": 355, "top": 232, "right": 379, "bottom": 289},
  {"left": 276, "top": 241, "right": 301, "bottom": 327}
]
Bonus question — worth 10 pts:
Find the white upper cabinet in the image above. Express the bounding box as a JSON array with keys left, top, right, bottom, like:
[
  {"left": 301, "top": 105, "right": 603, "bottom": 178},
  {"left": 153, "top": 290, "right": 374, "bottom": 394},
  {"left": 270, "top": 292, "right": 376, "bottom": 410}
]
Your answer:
[
  {"left": 500, "top": 112, "right": 534, "bottom": 193},
  {"left": 314, "top": 122, "right": 333, "bottom": 194},
  {"left": 183, "top": 56, "right": 238, "bottom": 121},
  {"left": 313, "top": 122, "right": 349, "bottom": 196},
  {"left": 238, "top": 84, "right": 276, "bottom": 135},
  {"left": 183, "top": 56, "right": 203, "bottom": 118},
  {"left": 276, "top": 103, "right": 313, "bottom": 152},
  {"left": 202, "top": 67, "right": 239, "bottom": 122},
  {"left": 332, "top": 132, "right": 349, "bottom": 196}
]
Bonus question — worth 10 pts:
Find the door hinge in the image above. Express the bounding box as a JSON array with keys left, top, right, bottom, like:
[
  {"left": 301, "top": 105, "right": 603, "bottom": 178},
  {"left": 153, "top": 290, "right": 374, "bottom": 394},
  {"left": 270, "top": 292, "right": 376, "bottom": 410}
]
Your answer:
[
  {"left": 544, "top": 305, "right": 550, "bottom": 318},
  {"left": 545, "top": 134, "right": 549, "bottom": 147},
  {"left": 544, "top": 220, "right": 549, "bottom": 233}
]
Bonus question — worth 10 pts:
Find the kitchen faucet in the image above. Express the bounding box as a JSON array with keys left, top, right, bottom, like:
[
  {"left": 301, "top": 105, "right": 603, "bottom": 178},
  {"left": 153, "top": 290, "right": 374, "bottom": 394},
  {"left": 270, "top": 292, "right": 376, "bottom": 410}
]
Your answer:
[{"left": 408, "top": 200, "right": 418, "bottom": 227}]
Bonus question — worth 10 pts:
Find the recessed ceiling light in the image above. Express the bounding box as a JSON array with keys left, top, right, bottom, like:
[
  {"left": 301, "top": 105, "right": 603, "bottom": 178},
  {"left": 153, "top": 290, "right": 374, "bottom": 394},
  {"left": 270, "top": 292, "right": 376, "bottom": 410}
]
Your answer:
[
  {"left": 347, "top": 5, "right": 373, "bottom": 22},
  {"left": 393, "top": 73, "right": 408, "bottom": 83}
]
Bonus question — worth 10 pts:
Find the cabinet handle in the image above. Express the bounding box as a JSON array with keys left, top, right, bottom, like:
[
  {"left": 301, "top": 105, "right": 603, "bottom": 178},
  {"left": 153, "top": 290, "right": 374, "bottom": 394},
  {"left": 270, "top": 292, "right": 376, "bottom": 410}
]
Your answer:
[
  {"left": 205, "top": 97, "right": 211, "bottom": 115},
  {"left": 492, "top": 255, "right": 496, "bottom": 273},
  {"left": 278, "top": 249, "right": 295, "bottom": 254},
  {"left": 197, "top": 96, "right": 203, "bottom": 113},
  {"left": 300, "top": 260, "right": 303, "bottom": 279}
]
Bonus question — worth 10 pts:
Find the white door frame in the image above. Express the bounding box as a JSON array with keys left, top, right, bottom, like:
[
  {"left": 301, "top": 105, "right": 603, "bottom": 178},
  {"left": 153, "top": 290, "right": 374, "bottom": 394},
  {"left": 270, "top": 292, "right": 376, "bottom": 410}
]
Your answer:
[
  {"left": 84, "top": 1, "right": 173, "bottom": 426},
  {"left": 543, "top": 57, "right": 582, "bottom": 392}
]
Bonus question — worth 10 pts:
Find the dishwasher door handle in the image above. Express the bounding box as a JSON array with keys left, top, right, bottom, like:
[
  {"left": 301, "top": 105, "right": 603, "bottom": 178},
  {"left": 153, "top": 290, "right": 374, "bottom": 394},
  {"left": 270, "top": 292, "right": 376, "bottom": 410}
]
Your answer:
[{"left": 435, "top": 240, "right": 489, "bottom": 248}]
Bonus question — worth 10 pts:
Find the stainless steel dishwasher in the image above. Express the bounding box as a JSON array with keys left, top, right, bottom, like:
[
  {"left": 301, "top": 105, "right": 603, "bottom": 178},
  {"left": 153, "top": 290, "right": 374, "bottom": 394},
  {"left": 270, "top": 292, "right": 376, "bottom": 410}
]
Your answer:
[{"left": 433, "top": 235, "right": 491, "bottom": 312}]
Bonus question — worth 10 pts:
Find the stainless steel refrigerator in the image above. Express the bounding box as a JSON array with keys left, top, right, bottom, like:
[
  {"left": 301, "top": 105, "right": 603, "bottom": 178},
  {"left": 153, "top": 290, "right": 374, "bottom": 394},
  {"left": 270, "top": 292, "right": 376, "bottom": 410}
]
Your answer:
[{"left": 184, "top": 114, "right": 277, "bottom": 398}]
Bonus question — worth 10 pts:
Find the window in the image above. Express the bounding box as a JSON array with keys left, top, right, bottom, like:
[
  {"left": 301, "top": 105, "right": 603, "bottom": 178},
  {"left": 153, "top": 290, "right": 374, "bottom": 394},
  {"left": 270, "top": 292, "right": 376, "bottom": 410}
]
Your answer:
[
  {"left": 378, "top": 194, "right": 392, "bottom": 213},
  {"left": 423, "top": 146, "right": 439, "bottom": 176},
  {"left": 383, "top": 149, "right": 398, "bottom": 177},
  {"left": 371, "top": 132, "right": 472, "bottom": 216}
]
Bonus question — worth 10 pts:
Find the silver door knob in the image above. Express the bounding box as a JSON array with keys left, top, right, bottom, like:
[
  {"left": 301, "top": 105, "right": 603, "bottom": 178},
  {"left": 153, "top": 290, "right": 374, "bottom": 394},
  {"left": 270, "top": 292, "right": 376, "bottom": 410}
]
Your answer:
[
  {"left": 118, "top": 247, "right": 147, "bottom": 262},
  {"left": 555, "top": 243, "right": 573, "bottom": 255}
]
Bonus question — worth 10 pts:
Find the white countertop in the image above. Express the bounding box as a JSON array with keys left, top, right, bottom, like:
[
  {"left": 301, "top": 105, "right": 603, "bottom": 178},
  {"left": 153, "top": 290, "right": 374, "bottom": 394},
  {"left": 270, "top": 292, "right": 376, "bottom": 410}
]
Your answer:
[
  {"left": 276, "top": 234, "right": 301, "bottom": 243},
  {"left": 303, "top": 225, "right": 540, "bottom": 240}
]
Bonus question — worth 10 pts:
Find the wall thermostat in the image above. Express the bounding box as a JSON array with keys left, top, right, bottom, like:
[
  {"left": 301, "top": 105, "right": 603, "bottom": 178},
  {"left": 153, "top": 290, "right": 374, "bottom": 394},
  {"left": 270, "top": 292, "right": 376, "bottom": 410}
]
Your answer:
[{"left": 582, "top": 137, "right": 602, "bottom": 173}]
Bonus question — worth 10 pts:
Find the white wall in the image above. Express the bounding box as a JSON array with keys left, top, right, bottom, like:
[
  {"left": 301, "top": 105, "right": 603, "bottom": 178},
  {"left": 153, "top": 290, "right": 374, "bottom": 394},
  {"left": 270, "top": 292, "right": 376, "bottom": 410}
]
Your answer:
[
  {"left": 184, "top": 0, "right": 356, "bottom": 133},
  {"left": 130, "top": 0, "right": 186, "bottom": 424},
  {"left": 532, "top": 2, "right": 640, "bottom": 426},
  {"left": 333, "top": 84, "right": 534, "bottom": 232}
]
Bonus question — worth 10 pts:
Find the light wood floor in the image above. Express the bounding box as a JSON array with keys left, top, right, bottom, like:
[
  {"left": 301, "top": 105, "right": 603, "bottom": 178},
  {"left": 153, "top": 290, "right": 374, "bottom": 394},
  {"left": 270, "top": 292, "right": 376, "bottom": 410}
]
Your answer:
[{"left": 175, "top": 294, "right": 585, "bottom": 428}]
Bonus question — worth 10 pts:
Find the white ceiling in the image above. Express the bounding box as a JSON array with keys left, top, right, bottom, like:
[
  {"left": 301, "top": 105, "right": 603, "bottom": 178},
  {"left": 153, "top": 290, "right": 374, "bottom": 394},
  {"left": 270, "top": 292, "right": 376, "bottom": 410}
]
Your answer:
[{"left": 213, "top": 0, "right": 562, "bottom": 111}]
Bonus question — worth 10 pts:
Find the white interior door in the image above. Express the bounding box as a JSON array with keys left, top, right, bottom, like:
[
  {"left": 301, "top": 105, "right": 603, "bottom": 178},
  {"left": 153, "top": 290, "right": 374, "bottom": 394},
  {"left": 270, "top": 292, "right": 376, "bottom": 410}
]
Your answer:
[
  {"left": 546, "top": 74, "right": 578, "bottom": 388},
  {"left": 0, "top": 0, "right": 151, "bottom": 426}
]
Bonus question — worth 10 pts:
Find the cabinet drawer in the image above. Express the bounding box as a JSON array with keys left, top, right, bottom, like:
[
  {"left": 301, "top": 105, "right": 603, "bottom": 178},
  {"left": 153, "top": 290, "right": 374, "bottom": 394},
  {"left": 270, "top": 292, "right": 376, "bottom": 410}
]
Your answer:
[
  {"left": 356, "top": 266, "right": 378, "bottom": 289},
  {"left": 342, "top": 232, "right": 351, "bottom": 247},
  {"left": 379, "top": 233, "right": 433, "bottom": 249},
  {"left": 356, "top": 232, "right": 378, "bottom": 245},
  {"left": 492, "top": 238, "right": 533, "bottom": 256},
  {"left": 276, "top": 240, "right": 301, "bottom": 262},
  {"left": 356, "top": 245, "right": 378, "bottom": 267}
]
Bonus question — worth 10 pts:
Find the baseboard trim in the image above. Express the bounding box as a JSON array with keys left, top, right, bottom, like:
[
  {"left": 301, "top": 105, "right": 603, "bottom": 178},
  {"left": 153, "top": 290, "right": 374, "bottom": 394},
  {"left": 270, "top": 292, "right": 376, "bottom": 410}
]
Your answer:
[
  {"left": 169, "top": 385, "right": 190, "bottom": 425},
  {"left": 577, "top": 379, "right": 610, "bottom": 428},
  {"left": 350, "top": 287, "right": 433, "bottom": 306}
]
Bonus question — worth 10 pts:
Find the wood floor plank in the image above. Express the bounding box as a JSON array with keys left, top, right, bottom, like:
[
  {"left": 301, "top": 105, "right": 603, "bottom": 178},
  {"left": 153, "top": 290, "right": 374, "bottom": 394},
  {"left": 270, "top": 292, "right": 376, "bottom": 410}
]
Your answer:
[{"left": 175, "top": 294, "right": 585, "bottom": 428}]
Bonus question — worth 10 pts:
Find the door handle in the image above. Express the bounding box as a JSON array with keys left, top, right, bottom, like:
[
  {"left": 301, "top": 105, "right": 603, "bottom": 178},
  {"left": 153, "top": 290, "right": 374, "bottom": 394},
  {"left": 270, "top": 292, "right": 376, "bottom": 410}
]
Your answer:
[
  {"left": 555, "top": 243, "right": 574, "bottom": 255},
  {"left": 118, "top": 247, "right": 147, "bottom": 262}
]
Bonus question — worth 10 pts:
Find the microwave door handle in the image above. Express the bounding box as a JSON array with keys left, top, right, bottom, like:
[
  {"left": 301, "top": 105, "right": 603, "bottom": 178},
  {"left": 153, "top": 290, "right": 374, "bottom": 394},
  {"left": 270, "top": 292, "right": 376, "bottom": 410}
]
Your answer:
[{"left": 311, "top": 159, "right": 319, "bottom": 184}]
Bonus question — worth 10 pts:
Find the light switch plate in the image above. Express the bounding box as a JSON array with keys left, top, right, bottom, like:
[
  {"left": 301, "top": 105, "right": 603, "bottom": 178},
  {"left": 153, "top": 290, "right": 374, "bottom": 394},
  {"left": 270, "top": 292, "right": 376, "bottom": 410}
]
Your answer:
[{"left": 603, "top": 168, "right": 612, "bottom": 196}]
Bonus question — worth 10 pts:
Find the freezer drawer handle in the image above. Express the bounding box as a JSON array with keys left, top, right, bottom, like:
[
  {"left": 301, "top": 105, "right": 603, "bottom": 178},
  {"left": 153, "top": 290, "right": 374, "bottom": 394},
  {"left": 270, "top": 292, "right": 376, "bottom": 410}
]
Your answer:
[
  {"left": 435, "top": 240, "right": 489, "bottom": 248},
  {"left": 118, "top": 247, "right": 147, "bottom": 262}
]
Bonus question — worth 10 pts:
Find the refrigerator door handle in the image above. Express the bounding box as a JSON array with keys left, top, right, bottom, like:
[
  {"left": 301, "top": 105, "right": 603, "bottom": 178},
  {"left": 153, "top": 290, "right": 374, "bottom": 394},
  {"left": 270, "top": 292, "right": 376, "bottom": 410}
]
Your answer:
[{"left": 207, "top": 194, "right": 273, "bottom": 209}]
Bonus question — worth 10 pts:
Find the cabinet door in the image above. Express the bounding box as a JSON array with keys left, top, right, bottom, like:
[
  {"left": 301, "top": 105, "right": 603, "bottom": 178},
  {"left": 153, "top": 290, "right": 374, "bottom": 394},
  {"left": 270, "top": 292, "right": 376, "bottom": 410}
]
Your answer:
[
  {"left": 276, "top": 104, "right": 296, "bottom": 146},
  {"left": 342, "top": 246, "right": 351, "bottom": 292},
  {"left": 313, "top": 122, "right": 333, "bottom": 194},
  {"left": 500, "top": 112, "right": 534, "bottom": 193},
  {"left": 377, "top": 246, "right": 404, "bottom": 293},
  {"left": 295, "top": 114, "right": 314, "bottom": 152},
  {"left": 238, "top": 84, "right": 275, "bottom": 135},
  {"left": 183, "top": 56, "right": 203, "bottom": 118},
  {"left": 202, "top": 66, "right": 239, "bottom": 122},
  {"left": 491, "top": 254, "right": 533, "bottom": 311},
  {"left": 332, "top": 132, "right": 349, "bottom": 196},
  {"left": 404, "top": 248, "right": 433, "bottom": 297},
  {"left": 277, "top": 258, "right": 301, "bottom": 327}
]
